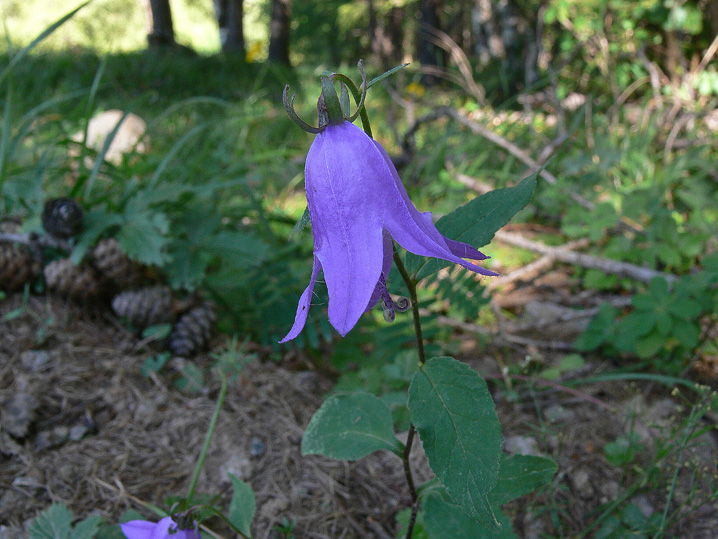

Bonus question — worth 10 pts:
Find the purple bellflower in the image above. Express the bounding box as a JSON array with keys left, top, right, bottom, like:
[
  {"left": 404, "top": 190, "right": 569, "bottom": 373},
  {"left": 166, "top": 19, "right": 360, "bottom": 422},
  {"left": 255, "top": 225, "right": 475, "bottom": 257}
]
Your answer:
[
  {"left": 281, "top": 119, "right": 497, "bottom": 343},
  {"left": 120, "top": 516, "right": 200, "bottom": 539}
]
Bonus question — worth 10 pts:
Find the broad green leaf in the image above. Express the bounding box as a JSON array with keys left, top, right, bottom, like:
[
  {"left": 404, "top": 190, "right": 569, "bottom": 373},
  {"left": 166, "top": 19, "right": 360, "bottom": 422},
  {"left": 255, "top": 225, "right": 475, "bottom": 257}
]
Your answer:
[
  {"left": 228, "top": 473, "right": 256, "bottom": 538},
  {"left": 302, "top": 392, "right": 404, "bottom": 459},
  {"left": 28, "top": 504, "right": 72, "bottom": 539},
  {"left": 406, "top": 171, "right": 537, "bottom": 280},
  {"left": 490, "top": 454, "right": 557, "bottom": 505},
  {"left": 408, "top": 357, "right": 503, "bottom": 525},
  {"left": 70, "top": 515, "right": 101, "bottom": 539},
  {"left": 422, "top": 490, "right": 515, "bottom": 539},
  {"left": 634, "top": 330, "right": 666, "bottom": 358}
]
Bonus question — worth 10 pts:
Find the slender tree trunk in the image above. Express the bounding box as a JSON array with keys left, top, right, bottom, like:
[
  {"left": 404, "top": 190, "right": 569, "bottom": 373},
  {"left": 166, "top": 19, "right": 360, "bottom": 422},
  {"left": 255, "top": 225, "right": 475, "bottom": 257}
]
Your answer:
[
  {"left": 368, "top": 0, "right": 405, "bottom": 69},
  {"left": 268, "top": 0, "right": 292, "bottom": 65},
  {"left": 416, "top": 0, "right": 444, "bottom": 84},
  {"left": 214, "top": 0, "right": 245, "bottom": 53},
  {"left": 142, "top": 0, "right": 175, "bottom": 47}
]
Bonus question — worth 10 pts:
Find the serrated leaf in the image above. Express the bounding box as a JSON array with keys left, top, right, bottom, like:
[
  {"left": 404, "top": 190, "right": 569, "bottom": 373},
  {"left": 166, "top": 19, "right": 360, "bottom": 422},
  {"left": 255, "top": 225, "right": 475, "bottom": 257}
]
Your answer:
[
  {"left": 70, "top": 515, "right": 101, "bottom": 539},
  {"left": 408, "top": 357, "right": 503, "bottom": 525},
  {"left": 228, "top": 473, "right": 256, "bottom": 537},
  {"left": 405, "top": 171, "right": 537, "bottom": 280},
  {"left": 422, "top": 490, "right": 515, "bottom": 539},
  {"left": 28, "top": 504, "right": 72, "bottom": 539},
  {"left": 301, "top": 392, "right": 404, "bottom": 459},
  {"left": 489, "top": 454, "right": 557, "bottom": 505},
  {"left": 117, "top": 211, "right": 171, "bottom": 266}
]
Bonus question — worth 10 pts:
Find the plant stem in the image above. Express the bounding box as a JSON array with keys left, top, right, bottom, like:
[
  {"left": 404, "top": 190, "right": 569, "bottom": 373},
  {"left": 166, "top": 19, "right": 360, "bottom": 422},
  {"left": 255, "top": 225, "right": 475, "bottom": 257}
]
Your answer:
[
  {"left": 392, "top": 249, "right": 426, "bottom": 366},
  {"left": 393, "top": 248, "right": 425, "bottom": 539},
  {"left": 186, "top": 373, "right": 228, "bottom": 504},
  {"left": 403, "top": 424, "right": 418, "bottom": 501}
]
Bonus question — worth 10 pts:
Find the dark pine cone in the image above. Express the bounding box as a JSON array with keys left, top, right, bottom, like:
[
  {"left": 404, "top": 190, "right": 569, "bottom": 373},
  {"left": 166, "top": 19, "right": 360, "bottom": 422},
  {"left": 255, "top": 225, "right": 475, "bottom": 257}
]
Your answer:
[
  {"left": 91, "top": 238, "right": 145, "bottom": 288},
  {"left": 169, "top": 302, "right": 217, "bottom": 357},
  {"left": 43, "top": 258, "right": 101, "bottom": 300},
  {"left": 0, "top": 244, "right": 38, "bottom": 291},
  {"left": 111, "top": 286, "right": 175, "bottom": 328},
  {"left": 42, "top": 198, "right": 84, "bottom": 239},
  {"left": 0, "top": 221, "right": 39, "bottom": 290}
]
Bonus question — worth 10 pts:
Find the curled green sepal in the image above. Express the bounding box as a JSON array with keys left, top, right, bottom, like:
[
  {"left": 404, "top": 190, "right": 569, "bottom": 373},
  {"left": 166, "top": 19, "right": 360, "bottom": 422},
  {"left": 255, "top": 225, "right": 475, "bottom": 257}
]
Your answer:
[
  {"left": 320, "top": 76, "right": 344, "bottom": 126},
  {"left": 282, "top": 84, "right": 321, "bottom": 134},
  {"left": 332, "top": 60, "right": 372, "bottom": 136}
]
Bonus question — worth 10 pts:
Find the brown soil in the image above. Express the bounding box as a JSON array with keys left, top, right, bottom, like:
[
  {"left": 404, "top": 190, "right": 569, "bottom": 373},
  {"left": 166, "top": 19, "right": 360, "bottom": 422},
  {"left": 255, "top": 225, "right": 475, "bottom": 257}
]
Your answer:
[{"left": 1, "top": 292, "right": 717, "bottom": 538}]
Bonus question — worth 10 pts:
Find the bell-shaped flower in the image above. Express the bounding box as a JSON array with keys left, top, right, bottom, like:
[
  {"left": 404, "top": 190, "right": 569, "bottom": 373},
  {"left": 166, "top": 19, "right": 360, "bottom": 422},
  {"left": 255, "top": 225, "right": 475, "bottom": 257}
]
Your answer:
[
  {"left": 120, "top": 516, "right": 200, "bottom": 539},
  {"left": 281, "top": 120, "right": 497, "bottom": 342}
]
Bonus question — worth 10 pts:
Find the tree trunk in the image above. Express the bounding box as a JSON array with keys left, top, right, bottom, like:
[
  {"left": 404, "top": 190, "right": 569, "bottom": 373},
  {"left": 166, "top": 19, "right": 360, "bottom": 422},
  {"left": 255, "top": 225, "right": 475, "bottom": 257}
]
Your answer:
[
  {"left": 268, "top": 0, "right": 292, "bottom": 65},
  {"left": 368, "top": 0, "right": 405, "bottom": 70},
  {"left": 142, "top": 0, "right": 175, "bottom": 47},
  {"left": 416, "top": 0, "right": 444, "bottom": 84},
  {"left": 471, "top": 0, "right": 537, "bottom": 93},
  {"left": 214, "top": 0, "right": 245, "bottom": 54}
]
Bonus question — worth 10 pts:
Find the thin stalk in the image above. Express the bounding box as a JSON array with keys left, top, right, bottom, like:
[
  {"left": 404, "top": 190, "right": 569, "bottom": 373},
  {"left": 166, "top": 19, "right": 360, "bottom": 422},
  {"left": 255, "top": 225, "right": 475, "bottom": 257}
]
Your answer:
[
  {"left": 393, "top": 248, "right": 425, "bottom": 539},
  {"left": 186, "top": 374, "right": 228, "bottom": 503},
  {"left": 402, "top": 424, "right": 418, "bottom": 500},
  {"left": 393, "top": 249, "right": 425, "bottom": 365}
]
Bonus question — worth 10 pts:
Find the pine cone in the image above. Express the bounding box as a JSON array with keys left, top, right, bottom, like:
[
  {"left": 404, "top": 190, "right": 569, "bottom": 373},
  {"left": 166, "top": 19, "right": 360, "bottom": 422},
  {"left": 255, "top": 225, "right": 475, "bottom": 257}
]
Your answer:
[
  {"left": 41, "top": 198, "right": 84, "bottom": 239},
  {"left": 111, "top": 286, "right": 175, "bottom": 328},
  {"left": 43, "top": 258, "right": 100, "bottom": 299},
  {"left": 91, "top": 238, "right": 145, "bottom": 288},
  {"left": 169, "top": 302, "right": 216, "bottom": 357},
  {"left": 0, "top": 244, "right": 37, "bottom": 290}
]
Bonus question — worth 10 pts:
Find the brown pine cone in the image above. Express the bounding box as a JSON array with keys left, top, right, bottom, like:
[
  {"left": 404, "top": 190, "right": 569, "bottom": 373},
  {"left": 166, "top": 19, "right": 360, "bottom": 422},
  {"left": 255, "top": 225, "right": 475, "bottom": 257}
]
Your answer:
[
  {"left": 111, "top": 286, "right": 175, "bottom": 328},
  {"left": 169, "top": 301, "right": 216, "bottom": 357},
  {"left": 0, "top": 243, "right": 37, "bottom": 291},
  {"left": 43, "top": 258, "right": 100, "bottom": 299},
  {"left": 41, "top": 198, "right": 84, "bottom": 239},
  {"left": 91, "top": 238, "right": 145, "bottom": 288}
]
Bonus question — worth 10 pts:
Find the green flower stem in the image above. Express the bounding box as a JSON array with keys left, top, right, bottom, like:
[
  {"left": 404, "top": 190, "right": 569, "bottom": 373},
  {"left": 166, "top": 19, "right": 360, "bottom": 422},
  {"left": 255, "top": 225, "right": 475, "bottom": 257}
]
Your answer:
[
  {"left": 393, "top": 249, "right": 426, "bottom": 366},
  {"left": 186, "top": 373, "right": 228, "bottom": 504},
  {"left": 393, "top": 248, "right": 425, "bottom": 539}
]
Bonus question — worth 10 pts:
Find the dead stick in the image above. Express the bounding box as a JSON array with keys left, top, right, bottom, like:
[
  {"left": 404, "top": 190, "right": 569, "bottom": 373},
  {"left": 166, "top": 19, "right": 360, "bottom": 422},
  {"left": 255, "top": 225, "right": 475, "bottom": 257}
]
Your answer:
[{"left": 494, "top": 230, "right": 677, "bottom": 284}]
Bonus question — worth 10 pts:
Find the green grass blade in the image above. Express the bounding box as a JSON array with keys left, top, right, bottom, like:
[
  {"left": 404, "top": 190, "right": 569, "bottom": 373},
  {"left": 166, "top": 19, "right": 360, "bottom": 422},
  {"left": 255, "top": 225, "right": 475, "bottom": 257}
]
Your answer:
[
  {"left": 148, "top": 122, "right": 209, "bottom": 188},
  {"left": 81, "top": 108, "right": 135, "bottom": 200},
  {"left": 0, "top": 1, "right": 92, "bottom": 87},
  {"left": 0, "top": 83, "right": 13, "bottom": 188},
  {"left": 82, "top": 54, "right": 108, "bottom": 146}
]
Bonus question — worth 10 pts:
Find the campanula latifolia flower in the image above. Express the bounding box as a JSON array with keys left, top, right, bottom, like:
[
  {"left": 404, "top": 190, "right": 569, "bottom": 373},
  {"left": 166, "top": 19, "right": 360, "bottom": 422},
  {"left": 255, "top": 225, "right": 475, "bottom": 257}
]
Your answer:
[{"left": 281, "top": 120, "right": 497, "bottom": 342}]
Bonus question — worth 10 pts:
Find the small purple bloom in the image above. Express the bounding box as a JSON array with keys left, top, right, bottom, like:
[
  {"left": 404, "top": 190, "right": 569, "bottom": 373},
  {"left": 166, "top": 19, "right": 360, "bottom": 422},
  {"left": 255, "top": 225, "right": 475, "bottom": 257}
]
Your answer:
[
  {"left": 282, "top": 121, "right": 497, "bottom": 342},
  {"left": 120, "top": 517, "right": 200, "bottom": 539}
]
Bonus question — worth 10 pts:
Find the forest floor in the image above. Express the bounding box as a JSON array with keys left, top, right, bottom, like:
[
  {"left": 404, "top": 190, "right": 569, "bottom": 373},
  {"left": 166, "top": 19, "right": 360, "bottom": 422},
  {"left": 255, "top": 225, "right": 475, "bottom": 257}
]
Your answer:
[{"left": 1, "top": 285, "right": 717, "bottom": 538}]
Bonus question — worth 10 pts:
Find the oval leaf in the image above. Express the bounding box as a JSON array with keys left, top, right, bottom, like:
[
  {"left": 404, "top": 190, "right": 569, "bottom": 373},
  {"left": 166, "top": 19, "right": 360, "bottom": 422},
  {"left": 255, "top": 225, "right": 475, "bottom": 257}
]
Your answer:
[
  {"left": 408, "top": 357, "right": 503, "bottom": 525},
  {"left": 302, "top": 391, "right": 404, "bottom": 459},
  {"left": 228, "top": 473, "right": 256, "bottom": 537}
]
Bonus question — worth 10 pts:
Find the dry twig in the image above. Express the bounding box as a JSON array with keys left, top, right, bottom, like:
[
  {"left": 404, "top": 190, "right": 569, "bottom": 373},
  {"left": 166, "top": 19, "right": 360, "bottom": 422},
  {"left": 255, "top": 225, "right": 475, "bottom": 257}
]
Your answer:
[{"left": 494, "top": 230, "right": 678, "bottom": 284}]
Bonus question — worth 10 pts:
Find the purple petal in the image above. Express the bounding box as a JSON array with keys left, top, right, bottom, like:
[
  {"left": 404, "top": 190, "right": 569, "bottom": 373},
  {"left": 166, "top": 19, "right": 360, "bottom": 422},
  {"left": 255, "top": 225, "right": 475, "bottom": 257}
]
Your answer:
[
  {"left": 444, "top": 238, "right": 490, "bottom": 261},
  {"left": 365, "top": 230, "right": 394, "bottom": 312},
  {"left": 368, "top": 131, "right": 498, "bottom": 277},
  {"left": 120, "top": 520, "right": 156, "bottom": 539},
  {"left": 305, "top": 130, "right": 386, "bottom": 334},
  {"left": 280, "top": 255, "right": 322, "bottom": 343}
]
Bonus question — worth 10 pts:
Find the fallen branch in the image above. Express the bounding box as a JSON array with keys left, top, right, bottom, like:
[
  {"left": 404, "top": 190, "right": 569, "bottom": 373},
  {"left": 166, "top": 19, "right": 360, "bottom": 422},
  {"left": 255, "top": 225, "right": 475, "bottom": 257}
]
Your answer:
[
  {"left": 0, "top": 232, "right": 72, "bottom": 252},
  {"left": 404, "top": 106, "right": 593, "bottom": 210},
  {"left": 486, "top": 237, "right": 591, "bottom": 292},
  {"left": 494, "top": 230, "right": 678, "bottom": 284},
  {"left": 404, "top": 106, "right": 643, "bottom": 235}
]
